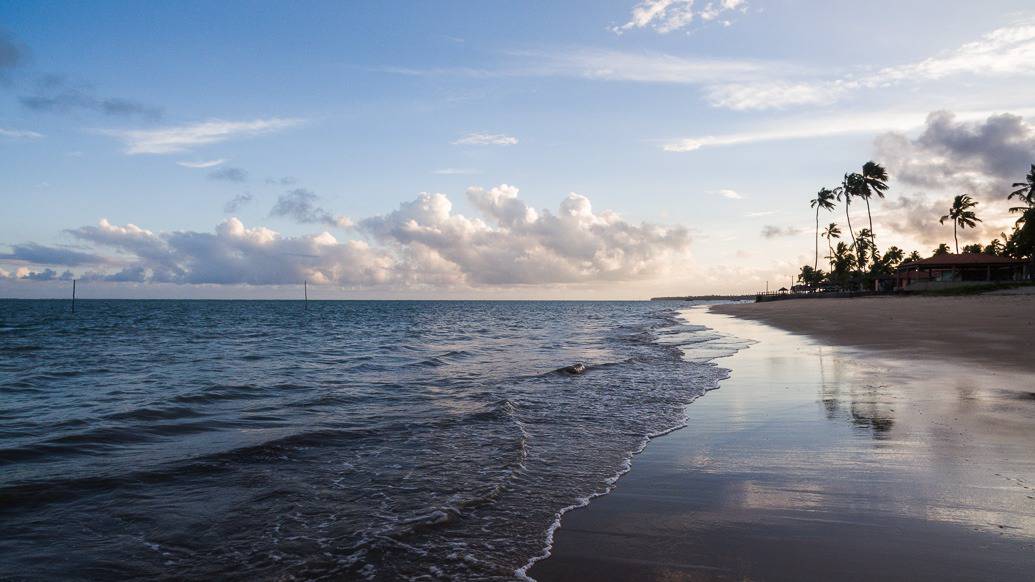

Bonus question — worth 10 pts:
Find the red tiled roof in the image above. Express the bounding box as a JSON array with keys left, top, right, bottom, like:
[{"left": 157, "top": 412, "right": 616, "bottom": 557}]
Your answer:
[{"left": 898, "top": 253, "right": 1028, "bottom": 268}]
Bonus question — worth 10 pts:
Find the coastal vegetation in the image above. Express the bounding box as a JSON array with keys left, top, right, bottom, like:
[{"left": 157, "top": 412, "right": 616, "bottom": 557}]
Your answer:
[{"left": 797, "top": 162, "right": 1035, "bottom": 290}]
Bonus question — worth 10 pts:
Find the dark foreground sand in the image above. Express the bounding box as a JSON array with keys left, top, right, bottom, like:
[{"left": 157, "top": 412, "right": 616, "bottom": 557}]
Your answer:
[{"left": 528, "top": 302, "right": 1035, "bottom": 581}]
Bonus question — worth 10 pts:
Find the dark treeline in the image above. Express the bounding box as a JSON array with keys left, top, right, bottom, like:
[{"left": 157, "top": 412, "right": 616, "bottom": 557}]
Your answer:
[{"left": 798, "top": 163, "right": 1035, "bottom": 289}]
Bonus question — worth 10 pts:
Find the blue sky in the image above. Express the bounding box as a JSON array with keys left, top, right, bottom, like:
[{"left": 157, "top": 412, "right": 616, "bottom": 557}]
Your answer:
[{"left": 3, "top": 1, "right": 1035, "bottom": 298}]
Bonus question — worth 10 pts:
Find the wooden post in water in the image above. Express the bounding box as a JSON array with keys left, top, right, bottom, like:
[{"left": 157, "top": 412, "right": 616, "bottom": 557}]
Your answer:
[
  {"left": 71, "top": 279, "right": 76, "bottom": 313},
  {"left": 304, "top": 279, "right": 308, "bottom": 311}
]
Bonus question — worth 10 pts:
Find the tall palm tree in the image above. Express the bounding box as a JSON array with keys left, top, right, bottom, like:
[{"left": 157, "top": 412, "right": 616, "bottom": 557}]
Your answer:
[
  {"left": 810, "top": 188, "right": 836, "bottom": 271},
  {"left": 821, "top": 222, "right": 841, "bottom": 272},
  {"left": 1009, "top": 164, "right": 1035, "bottom": 223},
  {"left": 907, "top": 250, "right": 922, "bottom": 262},
  {"left": 859, "top": 161, "right": 889, "bottom": 248},
  {"left": 939, "top": 194, "right": 981, "bottom": 253},
  {"left": 835, "top": 173, "right": 862, "bottom": 254}
]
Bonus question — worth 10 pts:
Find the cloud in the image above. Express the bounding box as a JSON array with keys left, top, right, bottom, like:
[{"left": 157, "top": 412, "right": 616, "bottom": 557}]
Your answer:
[
  {"left": 269, "top": 188, "right": 352, "bottom": 228},
  {"left": 452, "top": 132, "right": 518, "bottom": 146},
  {"left": 64, "top": 217, "right": 393, "bottom": 286},
  {"left": 716, "top": 189, "right": 742, "bottom": 199},
  {"left": 760, "top": 225, "right": 803, "bottom": 239},
  {"left": 612, "top": 0, "right": 748, "bottom": 35},
  {"left": 0, "top": 127, "right": 43, "bottom": 139},
  {"left": 0, "top": 30, "right": 25, "bottom": 80},
  {"left": 662, "top": 107, "right": 1035, "bottom": 152},
  {"left": 106, "top": 117, "right": 303, "bottom": 155},
  {"left": 224, "top": 193, "right": 253, "bottom": 213},
  {"left": 0, "top": 243, "right": 109, "bottom": 266},
  {"left": 177, "top": 159, "right": 226, "bottom": 168},
  {"left": 360, "top": 184, "right": 691, "bottom": 285},
  {"left": 19, "top": 74, "right": 161, "bottom": 119},
  {"left": 16, "top": 186, "right": 692, "bottom": 290},
  {"left": 208, "top": 166, "right": 248, "bottom": 182},
  {"left": 703, "top": 80, "right": 845, "bottom": 110},
  {"left": 433, "top": 168, "right": 480, "bottom": 175},
  {"left": 746, "top": 210, "right": 778, "bottom": 217},
  {"left": 265, "top": 176, "right": 298, "bottom": 186},
  {"left": 707, "top": 22, "right": 1035, "bottom": 111},
  {"left": 875, "top": 111, "right": 1035, "bottom": 197}
]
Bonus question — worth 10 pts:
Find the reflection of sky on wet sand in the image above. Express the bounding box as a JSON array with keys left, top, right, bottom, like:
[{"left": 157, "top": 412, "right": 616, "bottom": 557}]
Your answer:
[{"left": 689, "top": 307, "right": 1035, "bottom": 540}]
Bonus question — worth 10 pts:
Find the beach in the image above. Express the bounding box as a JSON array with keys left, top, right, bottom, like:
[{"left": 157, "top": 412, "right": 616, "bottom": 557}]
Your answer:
[{"left": 529, "top": 297, "right": 1035, "bottom": 581}]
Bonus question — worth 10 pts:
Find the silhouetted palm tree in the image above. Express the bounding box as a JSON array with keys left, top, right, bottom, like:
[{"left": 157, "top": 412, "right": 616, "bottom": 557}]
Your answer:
[
  {"left": 835, "top": 173, "right": 864, "bottom": 253},
  {"left": 939, "top": 194, "right": 981, "bottom": 253},
  {"left": 859, "top": 161, "right": 889, "bottom": 248},
  {"left": 1010, "top": 163, "right": 1035, "bottom": 210},
  {"left": 1009, "top": 164, "right": 1035, "bottom": 224},
  {"left": 821, "top": 222, "right": 841, "bottom": 272},
  {"left": 907, "top": 250, "right": 921, "bottom": 262},
  {"left": 810, "top": 188, "right": 836, "bottom": 271},
  {"left": 933, "top": 243, "right": 951, "bottom": 256}
]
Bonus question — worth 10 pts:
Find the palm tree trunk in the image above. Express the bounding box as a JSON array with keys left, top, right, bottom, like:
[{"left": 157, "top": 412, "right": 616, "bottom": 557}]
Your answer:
[
  {"left": 827, "top": 239, "right": 833, "bottom": 272},
  {"left": 954, "top": 223, "right": 959, "bottom": 254},
  {"left": 844, "top": 201, "right": 857, "bottom": 252},
  {"left": 864, "top": 197, "right": 876, "bottom": 256},
  {"left": 814, "top": 207, "right": 820, "bottom": 271}
]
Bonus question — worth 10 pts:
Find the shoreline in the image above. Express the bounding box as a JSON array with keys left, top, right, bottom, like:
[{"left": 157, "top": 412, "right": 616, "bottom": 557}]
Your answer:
[{"left": 528, "top": 300, "right": 1035, "bottom": 580}]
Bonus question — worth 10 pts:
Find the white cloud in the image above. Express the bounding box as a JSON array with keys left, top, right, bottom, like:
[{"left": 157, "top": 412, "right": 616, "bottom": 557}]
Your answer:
[
  {"left": 703, "top": 80, "right": 845, "bottom": 110},
  {"left": 360, "top": 184, "right": 690, "bottom": 285},
  {"left": 708, "top": 22, "right": 1035, "bottom": 111},
  {"left": 452, "top": 133, "right": 518, "bottom": 146},
  {"left": 612, "top": 0, "right": 748, "bottom": 35},
  {"left": 21, "top": 186, "right": 691, "bottom": 290},
  {"left": 716, "top": 189, "right": 743, "bottom": 199},
  {"left": 106, "top": 118, "right": 303, "bottom": 155},
  {"left": 177, "top": 158, "right": 226, "bottom": 168},
  {"left": 663, "top": 107, "right": 1035, "bottom": 152},
  {"left": 0, "top": 127, "right": 43, "bottom": 139}
]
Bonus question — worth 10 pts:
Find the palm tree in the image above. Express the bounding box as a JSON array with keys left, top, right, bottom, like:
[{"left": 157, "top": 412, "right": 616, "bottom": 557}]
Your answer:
[
  {"left": 933, "top": 243, "right": 951, "bottom": 256},
  {"left": 810, "top": 188, "right": 836, "bottom": 271},
  {"left": 835, "top": 173, "right": 863, "bottom": 253},
  {"left": 1009, "top": 164, "right": 1035, "bottom": 220},
  {"left": 939, "top": 194, "right": 982, "bottom": 253},
  {"left": 859, "top": 161, "right": 889, "bottom": 248},
  {"left": 821, "top": 222, "right": 841, "bottom": 272},
  {"left": 907, "top": 250, "right": 921, "bottom": 262}
]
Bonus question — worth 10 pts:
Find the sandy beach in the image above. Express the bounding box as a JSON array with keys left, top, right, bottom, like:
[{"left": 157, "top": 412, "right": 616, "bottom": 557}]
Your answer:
[{"left": 529, "top": 298, "right": 1035, "bottom": 581}]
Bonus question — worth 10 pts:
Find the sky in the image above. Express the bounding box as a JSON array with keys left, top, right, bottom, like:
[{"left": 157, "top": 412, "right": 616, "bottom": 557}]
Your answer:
[{"left": 3, "top": 0, "right": 1035, "bottom": 299}]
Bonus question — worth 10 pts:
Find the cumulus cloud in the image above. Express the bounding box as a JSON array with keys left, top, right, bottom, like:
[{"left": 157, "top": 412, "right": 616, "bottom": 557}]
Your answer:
[
  {"left": 208, "top": 166, "right": 248, "bottom": 182},
  {"left": 452, "top": 132, "right": 518, "bottom": 146},
  {"left": 360, "top": 184, "right": 690, "bottom": 285},
  {"left": 270, "top": 189, "right": 352, "bottom": 228},
  {"left": 875, "top": 111, "right": 1035, "bottom": 197},
  {"left": 106, "top": 117, "right": 302, "bottom": 155},
  {"left": 10, "top": 187, "right": 692, "bottom": 290},
  {"left": 0, "top": 243, "right": 109, "bottom": 266},
  {"left": 612, "top": 0, "right": 748, "bottom": 34},
  {"left": 224, "top": 193, "right": 253, "bottom": 213},
  {"left": 760, "top": 225, "right": 803, "bottom": 239},
  {"left": 177, "top": 159, "right": 226, "bottom": 168},
  {"left": 19, "top": 74, "right": 161, "bottom": 119}
]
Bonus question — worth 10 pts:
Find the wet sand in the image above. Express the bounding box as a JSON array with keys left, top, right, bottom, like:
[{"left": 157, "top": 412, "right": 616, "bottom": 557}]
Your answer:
[
  {"left": 528, "top": 306, "right": 1035, "bottom": 581},
  {"left": 713, "top": 295, "right": 1035, "bottom": 373}
]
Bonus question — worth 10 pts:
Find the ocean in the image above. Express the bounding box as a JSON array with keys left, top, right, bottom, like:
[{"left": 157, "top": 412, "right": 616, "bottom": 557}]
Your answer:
[{"left": 0, "top": 300, "right": 744, "bottom": 580}]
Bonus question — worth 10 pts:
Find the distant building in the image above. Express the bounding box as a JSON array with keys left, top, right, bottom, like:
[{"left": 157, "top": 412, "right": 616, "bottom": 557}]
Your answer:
[{"left": 895, "top": 253, "right": 1030, "bottom": 291}]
